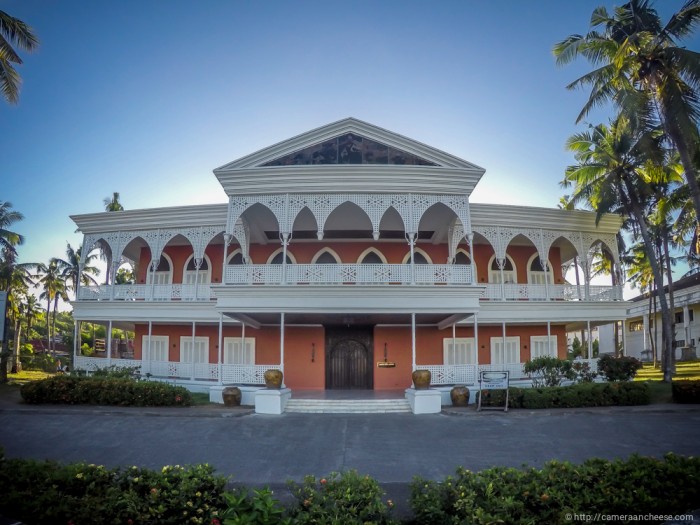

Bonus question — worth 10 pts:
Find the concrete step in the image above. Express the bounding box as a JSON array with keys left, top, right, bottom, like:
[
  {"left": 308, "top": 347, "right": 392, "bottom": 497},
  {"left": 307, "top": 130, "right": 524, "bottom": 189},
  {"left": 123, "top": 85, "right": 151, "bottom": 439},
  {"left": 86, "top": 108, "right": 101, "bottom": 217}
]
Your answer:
[{"left": 285, "top": 398, "right": 412, "bottom": 414}]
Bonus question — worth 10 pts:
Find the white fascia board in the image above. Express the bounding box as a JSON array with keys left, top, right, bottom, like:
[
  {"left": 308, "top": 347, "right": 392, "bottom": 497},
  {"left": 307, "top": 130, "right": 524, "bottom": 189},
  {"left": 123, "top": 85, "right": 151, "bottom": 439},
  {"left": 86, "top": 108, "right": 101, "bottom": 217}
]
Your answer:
[
  {"left": 71, "top": 204, "right": 228, "bottom": 234},
  {"left": 71, "top": 301, "right": 226, "bottom": 323},
  {"left": 627, "top": 286, "right": 700, "bottom": 317},
  {"left": 216, "top": 165, "right": 482, "bottom": 196},
  {"left": 214, "top": 285, "right": 482, "bottom": 314},
  {"left": 215, "top": 117, "right": 486, "bottom": 171},
  {"left": 474, "top": 301, "right": 630, "bottom": 324},
  {"left": 470, "top": 203, "right": 622, "bottom": 234}
]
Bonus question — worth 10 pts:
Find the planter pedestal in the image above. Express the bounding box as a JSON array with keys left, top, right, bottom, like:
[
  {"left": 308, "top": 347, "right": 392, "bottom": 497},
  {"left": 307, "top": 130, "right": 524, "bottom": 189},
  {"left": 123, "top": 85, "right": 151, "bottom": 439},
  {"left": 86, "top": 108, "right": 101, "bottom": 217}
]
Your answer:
[
  {"left": 255, "top": 388, "right": 292, "bottom": 414},
  {"left": 405, "top": 388, "right": 441, "bottom": 414}
]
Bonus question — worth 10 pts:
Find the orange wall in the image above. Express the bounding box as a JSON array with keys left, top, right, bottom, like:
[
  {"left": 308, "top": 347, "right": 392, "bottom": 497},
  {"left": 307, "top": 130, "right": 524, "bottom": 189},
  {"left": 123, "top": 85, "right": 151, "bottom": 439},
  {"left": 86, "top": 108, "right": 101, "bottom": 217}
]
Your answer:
[
  {"left": 135, "top": 241, "right": 564, "bottom": 284},
  {"left": 133, "top": 322, "right": 566, "bottom": 389}
]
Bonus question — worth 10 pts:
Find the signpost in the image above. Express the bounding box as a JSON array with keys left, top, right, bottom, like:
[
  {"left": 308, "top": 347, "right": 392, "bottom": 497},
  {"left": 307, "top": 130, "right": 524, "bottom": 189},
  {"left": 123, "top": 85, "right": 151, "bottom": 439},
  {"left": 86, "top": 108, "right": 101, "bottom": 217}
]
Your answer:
[{"left": 477, "top": 370, "right": 510, "bottom": 412}]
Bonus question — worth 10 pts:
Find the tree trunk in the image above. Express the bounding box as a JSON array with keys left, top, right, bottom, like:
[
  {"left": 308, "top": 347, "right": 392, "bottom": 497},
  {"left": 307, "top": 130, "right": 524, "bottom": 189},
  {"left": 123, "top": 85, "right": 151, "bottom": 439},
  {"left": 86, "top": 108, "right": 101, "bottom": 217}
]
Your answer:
[
  {"left": 662, "top": 231, "right": 676, "bottom": 376},
  {"left": 622, "top": 179, "right": 674, "bottom": 382},
  {"left": 11, "top": 322, "right": 21, "bottom": 373},
  {"left": 45, "top": 299, "right": 51, "bottom": 353},
  {"left": 0, "top": 314, "right": 9, "bottom": 383}
]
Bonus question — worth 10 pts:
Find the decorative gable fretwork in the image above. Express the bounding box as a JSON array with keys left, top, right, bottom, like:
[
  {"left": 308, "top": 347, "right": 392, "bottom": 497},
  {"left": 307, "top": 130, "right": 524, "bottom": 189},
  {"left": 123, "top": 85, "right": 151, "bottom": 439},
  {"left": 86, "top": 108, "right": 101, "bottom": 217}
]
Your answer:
[
  {"left": 80, "top": 226, "right": 225, "bottom": 270},
  {"left": 226, "top": 193, "right": 472, "bottom": 241}
]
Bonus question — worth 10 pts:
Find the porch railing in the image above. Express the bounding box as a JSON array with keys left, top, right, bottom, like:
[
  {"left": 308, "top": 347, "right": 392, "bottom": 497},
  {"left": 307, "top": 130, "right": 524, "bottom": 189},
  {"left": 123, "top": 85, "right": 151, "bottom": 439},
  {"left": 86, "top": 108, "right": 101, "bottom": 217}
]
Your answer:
[
  {"left": 77, "top": 284, "right": 215, "bottom": 301},
  {"left": 224, "top": 263, "right": 472, "bottom": 286},
  {"left": 482, "top": 284, "right": 623, "bottom": 302},
  {"left": 74, "top": 356, "right": 280, "bottom": 384}
]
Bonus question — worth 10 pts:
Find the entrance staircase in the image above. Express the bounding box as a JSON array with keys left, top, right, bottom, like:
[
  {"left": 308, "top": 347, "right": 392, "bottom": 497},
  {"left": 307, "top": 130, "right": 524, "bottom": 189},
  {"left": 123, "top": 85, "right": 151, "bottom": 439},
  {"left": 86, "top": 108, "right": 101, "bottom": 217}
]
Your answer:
[{"left": 284, "top": 398, "right": 412, "bottom": 414}]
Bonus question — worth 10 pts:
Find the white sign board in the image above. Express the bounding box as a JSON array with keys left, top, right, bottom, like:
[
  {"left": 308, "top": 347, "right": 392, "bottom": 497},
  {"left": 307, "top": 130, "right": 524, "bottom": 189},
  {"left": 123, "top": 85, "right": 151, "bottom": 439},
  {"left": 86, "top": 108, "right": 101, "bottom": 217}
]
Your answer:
[
  {"left": 477, "top": 370, "right": 510, "bottom": 412},
  {"left": 0, "top": 291, "right": 6, "bottom": 342}
]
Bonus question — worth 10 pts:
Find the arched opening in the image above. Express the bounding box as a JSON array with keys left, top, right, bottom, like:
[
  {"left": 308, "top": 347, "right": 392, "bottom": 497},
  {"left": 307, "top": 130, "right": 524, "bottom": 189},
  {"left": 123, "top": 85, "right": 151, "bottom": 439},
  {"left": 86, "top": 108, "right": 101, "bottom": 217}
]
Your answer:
[
  {"left": 267, "top": 248, "right": 296, "bottom": 264},
  {"left": 147, "top": 254, "right": 173, "bottom": 285},
  {"left": 488, "top": 254, "right": 517, "bottom": 284},
  {"left": 226, "top": 249, "right": 245, "bottom": 265},
  {"left": 402, "top": 248, "right": 433, "bottom": 264},
  {"left": 183, "top": 254, "right": 212, "bottom": 284},
  {"left": 357, "top": 248, "right": 387, "bottom": 264},
  {"left": 311, "top": 248, "right": 341, "bottom": 264},
  {"left": 324, "top": 201, "right": 373, "bottom": 239},
  {"left": 527, "top": 254, "right": 553, "bottom": 285}
]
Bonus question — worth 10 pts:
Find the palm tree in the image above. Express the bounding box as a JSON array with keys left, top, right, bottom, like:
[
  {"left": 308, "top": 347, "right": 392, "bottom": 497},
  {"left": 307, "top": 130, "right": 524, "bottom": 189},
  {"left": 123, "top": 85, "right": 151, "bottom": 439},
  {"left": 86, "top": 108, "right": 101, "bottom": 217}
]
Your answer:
[
  {"left": 0, "top": 201, "right": 24, "bottom": 257},
  {"left": 0, "top": 10, "right": 39, "bottom": 104},
  {"left": 35, "top": 260, "right": 65, "bottom": 354},
  {"left": 554, "top": 0, "right": 700, "bottom": 229},
  {"left": 23, "top": 293, "right": 39, "bottom": 344},
  {"left": 562, "top": 116, "right": 676, "bottom": 380},
  {"left": 103, "top": 192, "right": 124, "bottom": 212},
  {"left": 54, "top": 243, "right": 100, "bottom": 299}
]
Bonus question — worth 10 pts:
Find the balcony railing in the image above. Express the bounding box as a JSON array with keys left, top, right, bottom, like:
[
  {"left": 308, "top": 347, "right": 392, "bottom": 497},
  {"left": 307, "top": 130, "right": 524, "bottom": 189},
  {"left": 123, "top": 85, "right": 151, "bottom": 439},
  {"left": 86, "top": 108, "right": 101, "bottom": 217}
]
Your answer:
[
  {"left": 77, "top": 284, "right": 215, "bottom": 301},
  {"left": 481, "top": 283, "right": 623, "bottom": 302},
  {"left": 224, "top": 263, "right": 472, "bottom": 286},
  {"left": 74, "top": 356, "right": 279, "bottom": 383}
]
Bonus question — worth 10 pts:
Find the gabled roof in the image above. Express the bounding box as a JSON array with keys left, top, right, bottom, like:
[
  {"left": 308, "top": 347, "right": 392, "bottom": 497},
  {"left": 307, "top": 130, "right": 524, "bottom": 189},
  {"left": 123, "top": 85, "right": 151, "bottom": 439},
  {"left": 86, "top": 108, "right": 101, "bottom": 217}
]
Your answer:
[{"left": 214, "top": 117, "right": 485, "bottom": 172}]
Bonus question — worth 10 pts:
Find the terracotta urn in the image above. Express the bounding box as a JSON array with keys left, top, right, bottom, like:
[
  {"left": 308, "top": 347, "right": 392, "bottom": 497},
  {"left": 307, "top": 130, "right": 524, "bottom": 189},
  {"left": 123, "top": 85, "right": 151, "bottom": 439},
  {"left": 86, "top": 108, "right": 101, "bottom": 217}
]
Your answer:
[
  {"left": 222, "top": 386, "right": 242, "bottom": 407},
  {"left": 450, "top": 385, "right": 470, "bottom": 407},
  {"left": 412, "top": 369, "right": 431, "bottom": 390},
  {"left": 264, "top": 369, "right": 284, "bottom": 389}
]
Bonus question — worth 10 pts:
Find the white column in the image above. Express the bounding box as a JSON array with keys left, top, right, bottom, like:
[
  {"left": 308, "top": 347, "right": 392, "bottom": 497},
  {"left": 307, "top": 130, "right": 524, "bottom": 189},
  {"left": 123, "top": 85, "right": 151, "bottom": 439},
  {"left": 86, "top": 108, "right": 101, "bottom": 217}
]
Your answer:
[
  {"left": 473, "top": 313, "right": 480, "bottom": 367},
  {"left": 408, "top": 233, "right": 416, "bottom": 285},
  {"left": 217, "top": 314, "right": 223, "bottom": 385},
  {"left": 147, "top": 320, "right": 152, "bottom": 376},
  {"left": 281, "top": 234, "right": 289, "bottom": 284},
  {"left": 587, "top": 320, "right": 593, "bottom": 359},
  {"left": 642, "top": 314, "right": 650, "bottom": 354},
  {"left": 193, "top": 260, "right": 200, "bottom": 301},
  {"left": 190, "top": 321, "right": 196, "bottom": 381},
  {"left": 241, "top": 322, "right": 246, "bottom": 360},
  {"left": 543, "top": 259, "right": 550, "bottom": 300},
  {"left": 684, "top": 305, "right": 691, "bottom": 347},
  {"left": 547, "top": 321, "right": 552, "bottom": 356},
  {"left": 411, "top": 313, "right": 416, "bottom": 371},
  {"left": 106, "top": 320, "right": 113, "bottom": 366},
  {"left": 499, "top": 261, "right": 506, "bottom": 300},
  {"left": 452, "top": 323, "right": 456, "bottom": 364},
  {"left": 149, "top": 259, "right": 157, "bottom": 300},
  {"left": 467, "top": 233, "right": 476, "bottom": 286},
  {"left": 621, "top": 319, "right": 627, "bottom": 357},
  {"left": 222, "top": 233, "right": 232, "bottom": 284},
  {"left": 73, "top": 321, "right": 80, "bottom": 362},
  {"left": 280, "top": 312, "right": 285, "bottom": 373},
  {"left": 502, "top": 321, "right": 506, "bottom": 350}
]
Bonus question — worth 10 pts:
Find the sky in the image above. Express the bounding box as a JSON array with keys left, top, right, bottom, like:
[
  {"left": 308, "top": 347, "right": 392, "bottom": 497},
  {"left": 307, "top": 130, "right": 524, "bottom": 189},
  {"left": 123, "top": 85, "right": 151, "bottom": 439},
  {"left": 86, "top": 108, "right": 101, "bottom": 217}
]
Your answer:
[{"left": 2, "top": 1, "right": 698, "bottom": 294}]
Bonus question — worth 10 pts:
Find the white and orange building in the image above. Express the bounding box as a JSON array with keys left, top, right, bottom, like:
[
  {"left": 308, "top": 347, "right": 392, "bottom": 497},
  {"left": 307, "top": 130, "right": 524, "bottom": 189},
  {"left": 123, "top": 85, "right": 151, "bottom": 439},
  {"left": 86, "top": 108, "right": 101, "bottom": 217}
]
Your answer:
[{"left": 70, "top": 118, "right": 628, "bottom": 410}]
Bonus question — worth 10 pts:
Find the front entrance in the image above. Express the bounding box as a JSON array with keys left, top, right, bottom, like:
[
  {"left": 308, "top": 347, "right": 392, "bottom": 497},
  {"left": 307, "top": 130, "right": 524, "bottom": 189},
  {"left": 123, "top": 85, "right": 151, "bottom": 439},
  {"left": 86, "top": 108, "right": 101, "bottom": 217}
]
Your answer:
[{"left": 325, "top": 325, "right": 373, "bottom": 389}]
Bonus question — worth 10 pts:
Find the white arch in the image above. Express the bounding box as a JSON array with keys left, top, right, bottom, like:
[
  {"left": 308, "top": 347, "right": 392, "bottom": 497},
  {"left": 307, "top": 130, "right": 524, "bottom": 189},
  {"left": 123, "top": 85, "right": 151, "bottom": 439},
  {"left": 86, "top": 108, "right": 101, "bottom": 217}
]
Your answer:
[
  {"left": 226, "top": 248, "right": 247, "bottom": 264},
  {"left": 356, "top": 247, "right": 388, "bottom": 264},
  {"left": 401, "top": 247, "right": 433, "bottom": 264},
  {"left": 525, "top": 252, "right": 553, "bottom": 285},
  {"left": 311, "top": 247, "right": 342, "bottom": 264},
  {"left": 455, "top": 248, "right": 477, "bottom": 274},
  {"left": 266, "top": 247, "right": 297, "bottom": 264},
  {"left": 487, "top": 253, "right": 517, "bottom": 284},
  {"left": 146, "top": 252, "right": 174, "bottom": 285},
  {"left": 183, "top": 254, "right": 213, "bottom": 284}
]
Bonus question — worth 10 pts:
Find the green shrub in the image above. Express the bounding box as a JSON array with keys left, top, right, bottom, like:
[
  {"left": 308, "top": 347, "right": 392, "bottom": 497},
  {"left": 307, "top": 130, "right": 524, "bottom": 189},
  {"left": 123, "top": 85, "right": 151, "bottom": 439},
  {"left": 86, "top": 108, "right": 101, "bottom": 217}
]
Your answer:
[
  {"left": 672, "top": 380, "right": 700, "bottom": 404},
  {"left": 80, "top": 342, "right": 94, "bottom": 356},
  {"left": 90, "top": 364, "right": 141, "bottom": 379},
  {"left": 571, "top": 360, "right": 597, "bottom": 382},
  {"left": 19, "top": 376, "right": 192, "bottom": 407},
  {"left": 0, "top": 452, "right": 227, "bottom": 525},
  {"left": 220, "top": 488, "right": 290, "bottom": 525},
  {"left": 477, "top": 382, "right": 649, "bottom": 409},
  {"left": 598, "top": 354, "right": 643, "bottom": 381},
  {"left": 523, "top": 356, "right": 576, "bottom": 387},
  {"left": 20, "top": 352, "right": 58, "bottom": 372},
  {"left": 287, "top": 470, "right": 397, "bottom": 524},
  {"left": 410, "top": 454, "right": 700, "bottom": 525}
]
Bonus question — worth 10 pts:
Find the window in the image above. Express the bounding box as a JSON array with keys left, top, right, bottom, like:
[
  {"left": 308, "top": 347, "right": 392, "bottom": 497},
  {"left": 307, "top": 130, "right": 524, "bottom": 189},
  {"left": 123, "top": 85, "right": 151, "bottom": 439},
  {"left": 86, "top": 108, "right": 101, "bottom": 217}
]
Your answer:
[
  {"left": 527, "top": 256, "right": 554, "bottom": 285},
  {"left": 675, "top": 310, "right": 694, "bottom": 324},
  {"left": 359, "top": 250, "right": 385, "bottom": 264},
  {"left": 142, "top": 335, "right": 168, "bottom": 361},
  {"left": 443, "top": 338, "right": 476, "bottom": 365},
  {"left": 530, "top": 335, "right": 557, "bottom": 359},
  {"left": 490, "top": 336, "right": 521, "bottom": 364},
  {"left": 224, "top": 337, "right": 256, "bottom": 364},
  {"left": 269, "top": 252, "right": 294, "bottom": 264},
  {"left": 147, "top": 254, "right": 172, "bottom": 285},
  {"left": 179, "top": 336, "right": 209, "bottom": 363},
  {"left": 489, "top": 256, "right": 516, "bottom": 284},
  {"left": 227, "top": 251, "right": 245, "bottom": 265},
  {"left": 455, "top": 251, "right": 470, "bottom": 265},
  {"left": 313, "top": 250, "right": 340, "bottom": 264},
  {"left": 184, "top": 256, "right": 210, "bottom": 284},
  {"left": 629, "top": 320, "right": 644, "bottom": 332}
]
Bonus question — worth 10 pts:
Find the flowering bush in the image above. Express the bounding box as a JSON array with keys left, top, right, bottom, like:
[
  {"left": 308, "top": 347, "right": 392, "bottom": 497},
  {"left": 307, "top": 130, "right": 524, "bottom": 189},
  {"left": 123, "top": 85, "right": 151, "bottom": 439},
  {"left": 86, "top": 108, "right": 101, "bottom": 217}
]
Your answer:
[
  {"left": 410, "top": 454, "right": 700, "bottom": 524},
  {"left": 19, "top": 376, "right": 192, "bottom": 406},
  {"left": 287, "top": 470, "right": 397, "bottom": 524},
  {"left": 597, "top": 355, "right": 643, "bottom": 381},
  {"left": 0, "top": 452, "right": 227, "bottom": 524}
]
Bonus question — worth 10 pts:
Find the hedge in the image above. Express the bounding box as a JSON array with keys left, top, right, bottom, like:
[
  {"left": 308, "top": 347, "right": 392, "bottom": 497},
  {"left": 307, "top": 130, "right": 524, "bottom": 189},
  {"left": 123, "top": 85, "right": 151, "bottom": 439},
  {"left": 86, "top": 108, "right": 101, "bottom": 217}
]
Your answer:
[
  {"left": 1, "top": 453, "right": 698, "bottom": 525},
  {"left": 477, "top": 382, "right": 650, "bottom": 409},
  {"left": 672, "top": 380, "right": 700, "bottom": 404},
  {"left": 410, "top": 454, "right": 700, "bottom": 525},
  {"left": 19, "top": 375, "right": 192, "bottom": 407}
]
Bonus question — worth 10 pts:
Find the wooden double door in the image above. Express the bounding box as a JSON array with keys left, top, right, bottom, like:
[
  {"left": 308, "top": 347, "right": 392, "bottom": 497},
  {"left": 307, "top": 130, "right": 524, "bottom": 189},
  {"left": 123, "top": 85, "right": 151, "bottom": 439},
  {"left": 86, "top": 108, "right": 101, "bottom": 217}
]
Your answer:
[{"left": 325, "top": 325, "right": 373, "bottom": 389}]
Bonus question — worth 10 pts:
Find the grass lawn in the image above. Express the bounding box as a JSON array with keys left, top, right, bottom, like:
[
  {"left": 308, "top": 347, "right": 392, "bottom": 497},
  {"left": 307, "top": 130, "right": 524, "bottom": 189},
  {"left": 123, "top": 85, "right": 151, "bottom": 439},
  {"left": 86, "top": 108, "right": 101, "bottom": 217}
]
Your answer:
[
  {"left": 7, "top": 370, "right": 54, "bottom": 384},
  {"left": 633, "top": 361, "right": 700, "bottom": 404},
  {"left": 189, "top": 392, "right": 212, "bottom": 406}
]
